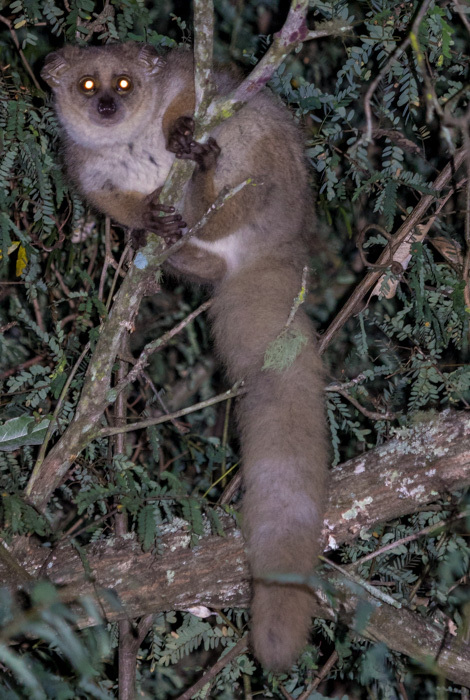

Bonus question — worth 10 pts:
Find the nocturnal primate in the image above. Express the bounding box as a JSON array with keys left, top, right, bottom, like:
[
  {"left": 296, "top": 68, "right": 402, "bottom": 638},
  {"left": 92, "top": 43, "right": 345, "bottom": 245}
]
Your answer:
[{"left": 41, "top": 42, "right": 328, "bottom": 672}]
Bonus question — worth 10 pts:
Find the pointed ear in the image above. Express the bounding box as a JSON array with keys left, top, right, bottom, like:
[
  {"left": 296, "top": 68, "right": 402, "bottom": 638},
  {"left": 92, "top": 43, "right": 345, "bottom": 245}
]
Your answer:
[
  {"left": 41, "top": 49, "right": 72, "bottom": 87},
  {"left": 137, "top": 44, "right": 165, "bottom": 76}
]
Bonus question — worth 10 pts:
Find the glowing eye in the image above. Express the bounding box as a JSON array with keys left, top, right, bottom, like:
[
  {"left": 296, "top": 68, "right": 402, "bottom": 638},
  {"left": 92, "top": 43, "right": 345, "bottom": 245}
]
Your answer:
[
  {"left": 116, "top": 76, "right": 132, "bottom": 92},
  {"left": 79, "top": 77, "right": 97, "bottom": 94}
]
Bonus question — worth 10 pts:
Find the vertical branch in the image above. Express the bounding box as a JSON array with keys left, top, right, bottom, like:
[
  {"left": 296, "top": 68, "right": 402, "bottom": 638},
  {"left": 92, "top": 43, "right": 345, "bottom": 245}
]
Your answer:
[
  {"left": 193, "top": 0, "right": 216, "bottom": 119},
  {"left": 112, "top": 357, "right": 136, "bottom": 700},
  {"left": 462, "top": 133, "right": 470, "bottom": 318}
]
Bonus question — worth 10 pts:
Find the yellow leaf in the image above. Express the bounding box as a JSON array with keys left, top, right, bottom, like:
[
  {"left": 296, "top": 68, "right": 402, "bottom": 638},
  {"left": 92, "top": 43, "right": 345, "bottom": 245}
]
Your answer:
[{"left": 16, "top": 245, "right": 28, "bottom": 276}]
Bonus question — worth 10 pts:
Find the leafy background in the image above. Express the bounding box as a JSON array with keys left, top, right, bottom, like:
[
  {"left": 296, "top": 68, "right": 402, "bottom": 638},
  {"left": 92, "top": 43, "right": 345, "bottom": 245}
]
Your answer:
[{"left": 0, "top": 0, "right": 469, "bottom": 698}]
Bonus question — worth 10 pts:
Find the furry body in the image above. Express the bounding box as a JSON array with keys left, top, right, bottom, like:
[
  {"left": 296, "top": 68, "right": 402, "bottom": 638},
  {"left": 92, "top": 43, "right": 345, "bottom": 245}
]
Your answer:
[{"left": 42, "top": 43, "right": 328, "bottom": 671}]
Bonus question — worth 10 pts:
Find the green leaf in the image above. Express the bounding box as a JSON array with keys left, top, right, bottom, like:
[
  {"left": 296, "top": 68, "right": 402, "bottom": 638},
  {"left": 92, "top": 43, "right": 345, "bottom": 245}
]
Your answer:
[
  {"left": 0, "top": 644, "right": 47, "bottom": 699},
  {"left": 138, "top": 503, "right": 157, "bottom": 552},
  {"left": 262, "top": 328, "right": 308, "bottom": 372},
  {"left": 0, "top": 416, "right": 50, "bottom": 452}
]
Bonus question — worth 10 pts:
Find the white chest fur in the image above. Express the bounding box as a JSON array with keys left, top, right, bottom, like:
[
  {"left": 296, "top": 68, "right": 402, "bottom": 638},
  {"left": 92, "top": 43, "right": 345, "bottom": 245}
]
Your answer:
[{"left": 80, "top": 126, "right": 175, "bottom": 196}]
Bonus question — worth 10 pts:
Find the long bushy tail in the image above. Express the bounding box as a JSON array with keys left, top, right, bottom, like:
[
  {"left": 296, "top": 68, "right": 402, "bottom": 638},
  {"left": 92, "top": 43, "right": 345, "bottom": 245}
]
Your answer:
[{"left": 210, "top": 255, "right": 328, "bottom": 671}]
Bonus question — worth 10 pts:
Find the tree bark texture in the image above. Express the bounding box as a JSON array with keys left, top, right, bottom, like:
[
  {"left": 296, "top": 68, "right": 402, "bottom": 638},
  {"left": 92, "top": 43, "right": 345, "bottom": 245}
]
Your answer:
[{"left": 3, "top": 409, "right": 470, "bottom": 685}]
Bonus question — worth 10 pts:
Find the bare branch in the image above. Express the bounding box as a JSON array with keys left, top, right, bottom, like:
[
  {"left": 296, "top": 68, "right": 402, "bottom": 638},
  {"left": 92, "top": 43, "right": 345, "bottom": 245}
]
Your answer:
[
  {"left": 113, "top": 300, "right": 212, "bottom": 398},
  {"left": 98, "top": 383, "right": 245, "bottom": 438},
  {"left": 193, "top": 0, "right": 217, "bottom": 117},
  {"left": 175, "top": 637, "right": 249, "bottom": 700},
  {"left": 7, "top": 411, "right": 470, "bottom": 686}
]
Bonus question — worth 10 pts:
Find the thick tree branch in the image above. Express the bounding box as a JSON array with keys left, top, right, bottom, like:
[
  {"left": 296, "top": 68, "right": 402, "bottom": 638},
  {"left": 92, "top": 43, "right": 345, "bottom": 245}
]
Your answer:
[{"left": 6, "top": 410, "right": 470, "bottom": 685}]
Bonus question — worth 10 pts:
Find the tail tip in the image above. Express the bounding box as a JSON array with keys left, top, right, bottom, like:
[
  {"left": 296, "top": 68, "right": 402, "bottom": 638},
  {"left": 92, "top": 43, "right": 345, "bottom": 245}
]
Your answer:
[{"left": 251, "top": 584, "right": 313, "bottom": 672}]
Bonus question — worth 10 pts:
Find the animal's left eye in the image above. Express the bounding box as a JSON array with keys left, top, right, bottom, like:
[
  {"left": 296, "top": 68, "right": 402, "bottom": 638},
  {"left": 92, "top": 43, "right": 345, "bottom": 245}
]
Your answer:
[{"left": 115, "top": 76, "right": 132, "bottom": 93}]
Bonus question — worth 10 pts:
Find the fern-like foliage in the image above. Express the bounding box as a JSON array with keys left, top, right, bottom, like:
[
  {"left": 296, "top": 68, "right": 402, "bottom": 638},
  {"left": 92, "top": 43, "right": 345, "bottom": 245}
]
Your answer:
[{"left": 0, "top": 0, "right": 469, "bottom": 698}]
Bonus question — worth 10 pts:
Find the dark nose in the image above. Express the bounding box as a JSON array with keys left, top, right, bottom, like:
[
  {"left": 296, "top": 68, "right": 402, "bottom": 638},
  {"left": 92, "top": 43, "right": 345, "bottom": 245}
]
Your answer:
[{"left": 97, "top": 96, "right": 116, "bottom": 117}]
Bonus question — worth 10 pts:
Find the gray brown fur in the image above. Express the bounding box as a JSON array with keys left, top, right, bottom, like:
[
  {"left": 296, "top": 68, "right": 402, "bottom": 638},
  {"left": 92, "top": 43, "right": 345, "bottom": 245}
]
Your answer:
[{"left": 41, "top": 43, "right": 329, "bottom": 671}]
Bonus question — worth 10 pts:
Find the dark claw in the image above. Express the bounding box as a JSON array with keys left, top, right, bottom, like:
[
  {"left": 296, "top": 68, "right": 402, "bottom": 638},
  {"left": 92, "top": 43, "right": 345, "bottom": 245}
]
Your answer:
[
  {"left": 175, "top": 150, "right": 197, "bottom": 161},
  {"left": 172, "top": 132, "right": 194, "bottom": 153},
  {"left": 165, "top": 234, "right": 182, "bottom": 246},
  {"left": 148, "top": 213, "right": 182, "bottom": 224},
  {"left": 156, "top": 221, "right": 186, "bottom": 232},
  {"left": 168, "top": 116, "right": 196, "bottom": 154},
  {"left": 167, "top": 116, "right": 220, "bottom": 169},
  {"left": 140, "top": 188, "right": 186, "bottom": 238}
]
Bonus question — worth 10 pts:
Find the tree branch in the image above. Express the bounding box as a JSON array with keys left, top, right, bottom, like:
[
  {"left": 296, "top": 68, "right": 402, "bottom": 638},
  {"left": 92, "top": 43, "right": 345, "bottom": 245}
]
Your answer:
[
  {"left": 6, "top": 410, "right": 470, "bottom": 685},
  {"left": 319, "top": 146, "right": 468, "bottom": 354}
]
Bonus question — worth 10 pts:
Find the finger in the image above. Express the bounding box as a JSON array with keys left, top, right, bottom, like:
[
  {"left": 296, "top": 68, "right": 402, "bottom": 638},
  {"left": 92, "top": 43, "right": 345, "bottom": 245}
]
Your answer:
[
  {"left": 189, "top": 142, "right": 204, "bottom": 154},
  {"left": 153, "top": 214, "right": 183, "bottom": 224},
  {"left": 207, "top": 138, "right": 221, "bottom": 154},
  {"left": 153, "top": 218, "right": 186, "bottom": 230},
  {"left": 149, "top": 204, "right": 175, "bottom": 214},
  {"left": 174, "top": 132, "right": 192, "bottom": 151},
  {"left": 178, "top": 115, "right": 195, "bottom": 132}
]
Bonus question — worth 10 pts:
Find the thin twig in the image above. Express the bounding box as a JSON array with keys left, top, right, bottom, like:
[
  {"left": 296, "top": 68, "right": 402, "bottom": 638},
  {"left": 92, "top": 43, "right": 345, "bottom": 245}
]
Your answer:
[
  {"left": 318, "top": 147, "right": 467, "bottom": 354},
  {"left": 280, "top": 686, "right": 295, "bottom": 700},
  {"left": 98, "top": 384, "right": 245, "bottom": 439},
  {"left": 106, "top": 239, "right": 132, "bottom": 312},
  {"left": 319, "top": 555, "right": 402, "bottom": 609},
  {"left": 156, "top": 178, "right": 253, "bottom": 264},
  {"left": 453, "top": 0, "right": 470, "bottom": 36},
  {"left": 351, "top": 511, "right": 470, "bottom": 567},
  {"left": 99, "top": 217, "right": 113, "bottom": 304},
  {"left": 326, "top": 384, "right": 397, "bottom": 421},
  {"left": 220, "top": 397, "right": 232, "bottom": 488},
  {"left": 114, "top": 356, "right": 135, "bottom": 700},
  {"left": 211, "top": 461, "right": 240, "bottom": 501},
  {"left": 298, "top": 651, "right": 339, "bottom": 700},
  {"left": 306, "top": 23, "right": 353, "bottom": 41},
  {"left": 175, "top": 636, "right": 248, "bottom": 700},
  {"left": 201, "top": 0, "right": 312, "bottom": 129},
  {"left": 0, "top": 355, "right": 43, "bottom": 381},
  {"left": 32, "top": 297, "right": 45, "bottom": 333},
  {"left": 0, "top": 14, "right": 41, "bottom": 90},
  {"left": 142, "top": 372, "right": 189, "bottom": 434},
  {"left": 462, "top": 134, "right": 470, "bottom": 314},
  {"left": 286, "top": 265, "right": 309, "bottom": 328},
  {"left": 408, "top": 3, "right": 443, "bottom": 123},
  {"left": 114, "top": 299, "right": 212, "bottom": 397},
  {"left": 30, "top": 341, "right": 91, "bottom": 488}
]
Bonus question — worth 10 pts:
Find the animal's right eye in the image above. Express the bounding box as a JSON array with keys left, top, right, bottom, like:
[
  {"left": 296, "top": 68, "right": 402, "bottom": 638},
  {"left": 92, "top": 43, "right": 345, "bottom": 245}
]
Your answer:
[{"left": 79, "top": 76, "right": 97, "bottom": 94}]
